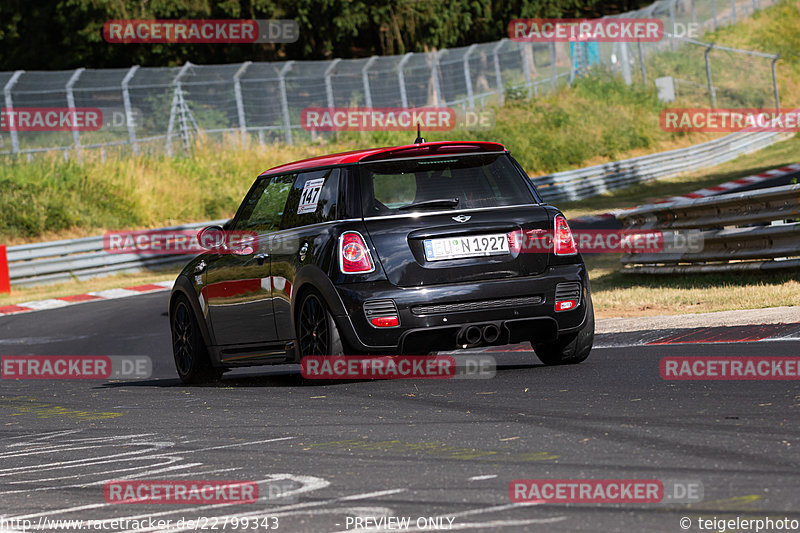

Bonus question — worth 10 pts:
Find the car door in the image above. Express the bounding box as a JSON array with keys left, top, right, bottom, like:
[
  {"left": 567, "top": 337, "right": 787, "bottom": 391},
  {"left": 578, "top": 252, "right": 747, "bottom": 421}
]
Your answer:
[
  {"left": 205, "top": 174, "right": 294, "bottom": 347},
  {"left": 268, "top": 167, "right": 342, "bottom": 340}
]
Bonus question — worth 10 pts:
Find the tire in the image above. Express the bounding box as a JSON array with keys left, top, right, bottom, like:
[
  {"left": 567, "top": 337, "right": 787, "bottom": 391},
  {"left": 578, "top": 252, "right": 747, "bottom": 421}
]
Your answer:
[
  {"left": 533, "top": 293, "right": 594, "bottom": 366},
  {"left": 296, "top": 289, "right": 349, "bottom": 357},
  {"left": 170, "top": 294, "right": 222, "bottom": 384}
]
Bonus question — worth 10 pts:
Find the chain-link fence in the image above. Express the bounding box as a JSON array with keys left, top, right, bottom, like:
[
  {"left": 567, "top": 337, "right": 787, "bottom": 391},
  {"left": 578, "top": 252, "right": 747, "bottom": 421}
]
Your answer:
[{"left": 0, "top": 0, "right": 783, "bottom": 160}]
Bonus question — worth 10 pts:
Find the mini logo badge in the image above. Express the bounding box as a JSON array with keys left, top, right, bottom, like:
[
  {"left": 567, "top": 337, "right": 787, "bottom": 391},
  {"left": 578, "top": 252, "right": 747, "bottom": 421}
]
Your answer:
[{"left": 452, "top": 215, "right": 471, "bottom": 223}]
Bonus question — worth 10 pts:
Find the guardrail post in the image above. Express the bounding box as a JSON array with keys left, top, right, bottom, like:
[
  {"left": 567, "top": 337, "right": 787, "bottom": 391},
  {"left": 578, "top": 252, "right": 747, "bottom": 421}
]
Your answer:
[
  {"left": 324, "top": 58, "right": 341, "bottom": 109},
  {"left": 463, "top": 44, "right": 477, "bottom": 108},
  {"left": 278, "top": 61, "right": 294, "bottom": 145},
  {"left": 65, "top": 68, "right": 85, "bottom": 161},
  {"left": 0, "top": 245, "right": 9, "bottom": 294},
  {"left": 2, "top": 70, "right": 24, "bottom": 156},
  {"left": 397, "top": 53, "right": 413, "bottom": 108},
  {"left": 704, "top": 43, "right": 716, "bottom": 107},
  {"left": 362, "top": 56, "right": 378, "bottom": 108},
  {"left": 771, "top": 55, "right": 780, "bottom": 111},
  {"left": 121, "top": 65, "right": 140, "bottom": 155},
  {"left": 493, "top": 40, "right": 506, "bottom": 105},
  {"left": 233, "top": 61, "right": 251, "bottom": 148}
]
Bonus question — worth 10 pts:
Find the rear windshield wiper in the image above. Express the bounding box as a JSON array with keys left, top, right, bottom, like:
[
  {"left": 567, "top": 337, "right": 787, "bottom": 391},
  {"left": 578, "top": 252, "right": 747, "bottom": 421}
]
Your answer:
[{"left": 397, "top": 198, "right": 460, "bottom": 210}]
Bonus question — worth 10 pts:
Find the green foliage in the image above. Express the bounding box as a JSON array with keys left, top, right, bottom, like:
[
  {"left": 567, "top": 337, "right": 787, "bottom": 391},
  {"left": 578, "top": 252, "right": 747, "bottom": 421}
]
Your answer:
[{"left": 0, "top": 0, "right": 653, "bottom": 70}]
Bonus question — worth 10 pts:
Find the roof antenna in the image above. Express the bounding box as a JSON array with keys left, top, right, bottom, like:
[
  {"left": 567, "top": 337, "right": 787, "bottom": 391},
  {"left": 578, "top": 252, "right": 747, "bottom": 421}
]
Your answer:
[{"left": 414, "top": 122, "right": 425, "bottom": 144}]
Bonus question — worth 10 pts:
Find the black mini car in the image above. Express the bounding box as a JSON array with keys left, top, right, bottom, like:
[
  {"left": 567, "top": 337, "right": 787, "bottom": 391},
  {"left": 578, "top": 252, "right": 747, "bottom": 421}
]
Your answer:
[{"left": 169, "top": 141, "right": 594, "bottom": 383}]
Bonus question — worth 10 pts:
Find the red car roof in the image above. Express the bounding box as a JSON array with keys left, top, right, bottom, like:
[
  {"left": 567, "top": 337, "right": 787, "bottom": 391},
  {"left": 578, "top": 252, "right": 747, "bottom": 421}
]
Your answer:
[{"left": 260, "top": 141, "right": 506, "bottom": 176}]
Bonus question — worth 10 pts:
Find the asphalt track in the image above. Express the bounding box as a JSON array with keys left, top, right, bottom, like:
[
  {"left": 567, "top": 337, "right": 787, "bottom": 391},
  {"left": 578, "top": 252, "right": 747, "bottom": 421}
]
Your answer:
[{"left": 1, "top": 291, "right": 799, "bottom": 533}]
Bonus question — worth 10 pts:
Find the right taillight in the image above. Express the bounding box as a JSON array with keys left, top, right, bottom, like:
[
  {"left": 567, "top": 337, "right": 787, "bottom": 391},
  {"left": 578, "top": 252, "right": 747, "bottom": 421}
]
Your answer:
[
  {"left": 554, "top": 214, "right": 577, "bottom": 256},
  {"left": 339, "top": 231, "right": 375, "bottom": 274}
]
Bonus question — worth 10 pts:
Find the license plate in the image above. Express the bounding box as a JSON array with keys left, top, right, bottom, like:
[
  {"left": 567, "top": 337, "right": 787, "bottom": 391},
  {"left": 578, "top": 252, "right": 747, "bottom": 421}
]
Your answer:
[{"left": 423, "top": 234, "right": 509, "bottom": 261}]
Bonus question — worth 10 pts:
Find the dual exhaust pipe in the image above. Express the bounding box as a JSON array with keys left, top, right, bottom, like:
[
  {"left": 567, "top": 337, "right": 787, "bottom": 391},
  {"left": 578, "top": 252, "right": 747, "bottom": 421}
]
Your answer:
[{"left": 458, "top": 324, "right": 501, "bottom": 347}]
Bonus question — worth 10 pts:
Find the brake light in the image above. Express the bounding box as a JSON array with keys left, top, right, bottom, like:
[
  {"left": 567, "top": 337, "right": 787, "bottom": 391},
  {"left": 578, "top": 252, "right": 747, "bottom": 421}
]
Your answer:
[
  {"left": 339, "top": 231, "right": 375, "bottom": 274},
  {"left": 554, "top": 215, "right": 577, "bottom": 256},
  {"left": 370, "top": 316, "right": 399, "bottom": 328}
]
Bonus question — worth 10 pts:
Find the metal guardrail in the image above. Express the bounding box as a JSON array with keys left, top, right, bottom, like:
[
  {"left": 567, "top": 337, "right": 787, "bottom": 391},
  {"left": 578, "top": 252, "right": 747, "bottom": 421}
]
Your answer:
[
  {"left": 532, "top": 130, "right": 788, "bottom": 203},
  {"left": 7, "top": 220, "right": 228, "bottom": 287},
  {"left": 618, "top": 183, "right": 800, "bottom": 273}
]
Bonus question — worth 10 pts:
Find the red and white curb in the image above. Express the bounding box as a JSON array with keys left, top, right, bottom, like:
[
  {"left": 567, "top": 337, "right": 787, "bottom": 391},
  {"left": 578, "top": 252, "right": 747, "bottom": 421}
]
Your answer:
[
  {"left": 570, "top": 162, "right": 800, "bottom": 225},
  {"left": 0, "top": 281, "right": 174, "bottom": 316}
]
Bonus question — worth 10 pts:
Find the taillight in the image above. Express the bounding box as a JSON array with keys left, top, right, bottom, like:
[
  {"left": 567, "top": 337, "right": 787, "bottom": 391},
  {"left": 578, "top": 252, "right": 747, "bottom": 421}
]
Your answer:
[
  {"left": 339, "top": 231, "right": 375, "bottom": 274},
  {"left": 554, "top": 215, "right": 577, "bottom": 256}
]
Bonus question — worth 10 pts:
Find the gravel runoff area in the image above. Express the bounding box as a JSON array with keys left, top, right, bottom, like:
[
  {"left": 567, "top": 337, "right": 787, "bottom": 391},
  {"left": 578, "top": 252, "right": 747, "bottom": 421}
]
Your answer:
[{"left": 596, "top": 306, "right": 800, "bottom": 334}]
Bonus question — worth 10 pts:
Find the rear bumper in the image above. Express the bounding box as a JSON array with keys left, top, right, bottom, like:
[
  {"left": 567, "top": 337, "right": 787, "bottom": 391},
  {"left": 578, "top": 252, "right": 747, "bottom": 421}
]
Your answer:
[{"left": 331, "top": 264, "right": 589, "bottom": 353}]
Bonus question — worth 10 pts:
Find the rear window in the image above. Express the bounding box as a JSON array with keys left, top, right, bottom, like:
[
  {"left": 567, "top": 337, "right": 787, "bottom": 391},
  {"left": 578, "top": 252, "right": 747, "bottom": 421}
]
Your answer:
[{"left": 359, "top": 153, "right": 535, "bottom": 217}]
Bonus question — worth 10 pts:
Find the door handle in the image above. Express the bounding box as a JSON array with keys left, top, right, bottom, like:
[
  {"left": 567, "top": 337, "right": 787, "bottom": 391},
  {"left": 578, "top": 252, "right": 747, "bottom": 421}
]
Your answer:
[{"left": 255, "top": 253, "right": 269, "bottom": 266}]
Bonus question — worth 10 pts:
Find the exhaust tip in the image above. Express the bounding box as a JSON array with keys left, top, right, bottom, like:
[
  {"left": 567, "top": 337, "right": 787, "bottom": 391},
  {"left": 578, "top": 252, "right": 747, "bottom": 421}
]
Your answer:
[
  {"left": 464, "top": 326, "right": 482, "bottom": 345},
  {"left": 482, "top": 324, "right": 500, "bottom": 344}
]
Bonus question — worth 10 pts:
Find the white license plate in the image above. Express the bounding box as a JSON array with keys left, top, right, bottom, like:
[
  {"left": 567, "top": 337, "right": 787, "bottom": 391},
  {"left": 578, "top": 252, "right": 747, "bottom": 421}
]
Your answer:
[{"left": 423, "top": 234, "right": 509, "bottom": 261}]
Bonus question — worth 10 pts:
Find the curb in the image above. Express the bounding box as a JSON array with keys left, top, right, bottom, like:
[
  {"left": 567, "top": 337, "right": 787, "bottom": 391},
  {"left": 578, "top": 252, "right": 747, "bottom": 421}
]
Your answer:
[
  {"left": 569, "top": 162, "right": 800, "bottom": 225},
  {"left": 0, "top": 281, "right": 174, "bottom": 317}
]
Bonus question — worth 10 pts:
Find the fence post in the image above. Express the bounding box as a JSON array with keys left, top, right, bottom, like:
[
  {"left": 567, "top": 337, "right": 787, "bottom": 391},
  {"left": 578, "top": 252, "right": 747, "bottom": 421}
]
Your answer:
[
  {"left": 397, "top": 53, "right": 413, "bottom": 108},
  {"left": 730, "top": 0, "right": 737, "bottom": 23},
  {"left": 233, "top": 61, "right": 251, "bottom": 148},
  {"left": 2, "top": 70, "right": 24, "bottom": 156},
  {"left": 637, "top": 41, "right": 647, "bottom": 85},
  {"left": 691, "top": 0, "right": 697, "bottom": 24},
  {"left": 165, "top": 62, "right": 192, "bottom": 156},
  {"left": 704, "top": 43, "right": 716, "bottom": 107},
  {"left": 669, "top": 0, "right": 677, "bottom": 51},
  {"left": 362, "top": 56, "right": 378, "bottom": 108},
  {"left": 430, "top": 50, "right": 444, "bottom": 107},
  {"left": 520, "top": 43, "right": 533, "bottom": 98},
  {"left": 493, "top": 40, "right": 506, "bottom": 105},
  {"left": 0, "top": 245, "right": 9, "bottom": 294},
  {"left": 65, "top": 68, "right": 85, "bottom": 161},
  {"left": 278, "top": 61, "right": 294, "bottom": 145},
  {"left": 771, "top": 55, "right": 780, "bottom": 111},
  {"left": 549, "top": 42, "right": 557, "bottom": 91},
  {"left": 121, "top": 65, "right": 140, "bottom": 155},
  {"left": 324, "top": 58, "right": 341, "bottom": 108},
  {"left": 711, "top": 0, "right": 718, "bottom": 30},
  {"left": 463, "top": 44, "right": 477, "bottom": 108}
]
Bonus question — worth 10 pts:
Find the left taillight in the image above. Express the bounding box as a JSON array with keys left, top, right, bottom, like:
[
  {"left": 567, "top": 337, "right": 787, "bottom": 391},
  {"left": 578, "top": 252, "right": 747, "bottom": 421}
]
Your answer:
[
  {"left": 554, "top": 214, "right": 577, "bottom": 256},
  {"left": 339, "top": 231, "right": 375, "bottom": 274}
]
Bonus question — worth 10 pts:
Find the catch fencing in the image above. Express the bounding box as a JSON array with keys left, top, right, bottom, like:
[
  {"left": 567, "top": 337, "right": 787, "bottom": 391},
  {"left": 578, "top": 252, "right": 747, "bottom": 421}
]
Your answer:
[
  {"left": 618, "top": 183, "right": 800, "bottom": 273},
  {"left": 0, "top": 0, "right": 783, "bottom": 160}
]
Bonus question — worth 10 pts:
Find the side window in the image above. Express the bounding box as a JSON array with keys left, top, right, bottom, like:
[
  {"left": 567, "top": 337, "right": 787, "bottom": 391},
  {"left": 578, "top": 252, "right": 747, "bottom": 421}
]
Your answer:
[
  {"left": 280, "top": 168, "right": 340, "bottom": 230},
  {"left": 233, "top": 174, "right": 295, "bottom": 232}
]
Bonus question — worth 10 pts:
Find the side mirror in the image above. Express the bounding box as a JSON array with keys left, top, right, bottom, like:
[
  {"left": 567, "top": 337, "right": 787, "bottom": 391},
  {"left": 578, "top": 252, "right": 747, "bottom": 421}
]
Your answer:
[{"left": 197, "top": 225, "right": 226, "bottom": 251}]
